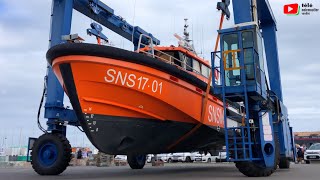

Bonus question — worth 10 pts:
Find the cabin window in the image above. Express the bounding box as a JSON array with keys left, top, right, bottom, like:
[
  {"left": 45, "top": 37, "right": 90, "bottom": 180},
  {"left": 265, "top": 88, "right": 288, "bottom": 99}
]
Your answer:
[
  {"left": 178, "top": 53, "right": 192, "bottom": 71},
  {"left": 242, "top": 31, "right": 254, "bottom": 48},
  {"left": 256, "top": 31, "right": 265, "bottom": 72},
  {"left": 193, "top": 59, "right": 201, "bottom": 74},
  {"left": 201, "top": 64, "right": 210, "bottom": 78},
  {"left": 242, "top": 31, "right": 255, "bottom": 80},
  {"left": 185, "top": 57, "right": 192, "bottom": 71},
  {"left": 156, "top": 51, "right": 181, "bottom": 65},
  {"left": 173, "top": 51, "right": 182, "bottom": 67},
  {"left": 155, "top": 52, "right": 173, "bottom": 63},
  {"left": 223, "top": 33, "right": 240, "bottom": 86}
]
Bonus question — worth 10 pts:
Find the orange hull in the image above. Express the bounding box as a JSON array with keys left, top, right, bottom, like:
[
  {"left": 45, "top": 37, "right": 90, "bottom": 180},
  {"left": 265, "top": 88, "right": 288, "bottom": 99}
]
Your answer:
[
  {"left": 48, "top": 43, "right": 228, "bottom": 154},
  {"left": 53, "top": 55, "right": 224, "bottom": 127}
]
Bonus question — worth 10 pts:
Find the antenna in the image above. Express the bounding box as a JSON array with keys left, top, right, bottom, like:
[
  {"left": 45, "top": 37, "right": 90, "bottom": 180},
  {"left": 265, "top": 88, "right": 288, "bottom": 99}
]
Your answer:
[
  {"left": 201, "top": 26, "right": 204, "bottom": 58},
  {"left": 174, "top": 18, "right": 197, "bottom": 54},
  {"left": 183, "top": 18, "right": 191, "bottom": 43}
]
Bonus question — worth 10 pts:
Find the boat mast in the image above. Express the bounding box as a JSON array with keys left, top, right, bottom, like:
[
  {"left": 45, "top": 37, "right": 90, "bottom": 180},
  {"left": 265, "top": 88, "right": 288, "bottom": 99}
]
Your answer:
[
  {"left": 174, "top": 19, "right": 197, "bottom": 54},
  {"left": 183, "top": 19, "right": 196, "bottom": 54},
  {"left": 183, "top": 18, "right": 191, "bottom": 44}
]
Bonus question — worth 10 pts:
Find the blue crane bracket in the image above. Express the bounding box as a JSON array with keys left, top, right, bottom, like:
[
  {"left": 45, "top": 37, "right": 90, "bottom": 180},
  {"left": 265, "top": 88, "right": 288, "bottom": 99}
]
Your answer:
[
  {"left": 73, "top": 0, "right": 160, "bottom": 49},
  {"left": 217, "top": 0, "right": 231, "bottom": 19},
  {"left": 87, "top": 22, "right": 109, "bottom": 43}
]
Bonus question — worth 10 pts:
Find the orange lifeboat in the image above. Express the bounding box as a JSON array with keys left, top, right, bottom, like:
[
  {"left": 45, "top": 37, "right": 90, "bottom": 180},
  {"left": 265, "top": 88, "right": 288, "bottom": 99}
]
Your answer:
[{"left": 47, "top": 43, "right": 236, "bottom": 155}]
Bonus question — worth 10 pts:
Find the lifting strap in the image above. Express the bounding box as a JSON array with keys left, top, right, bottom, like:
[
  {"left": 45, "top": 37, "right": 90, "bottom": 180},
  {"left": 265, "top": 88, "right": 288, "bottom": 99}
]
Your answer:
[{"left": 167, "top": 13, "right": 225, "bottom": 150}]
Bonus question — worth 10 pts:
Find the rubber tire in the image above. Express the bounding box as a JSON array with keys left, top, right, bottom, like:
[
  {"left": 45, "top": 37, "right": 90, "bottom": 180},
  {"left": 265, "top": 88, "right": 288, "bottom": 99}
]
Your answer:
[
  {"left": 207, "top": 158, "right": 211, "bottom": 163},
  {"left": 235, "top": 141, "right": 278, "bottom": 177},
  {"left": 168, "top": 158, "right": 172, "bottom": 163},
  {"left": 236, "top": 162, "right": 275, "bottom": 177},
  {"left": 279, "top": 157, "right": 290, "bottom": 169},
  {"left": 274, "top": 133, "right": 281, "bottom": 170},
  {"left": 185, "top": 156, "right": 192, "bottom": 163},
  {"left": 306, "top": 160, "right": 310, "bottom": 164},
  {"left": 151, "top": 157, "right": 155, "bottom": 163},
  {"left": 31, "top": 133, "right": 71, "bottom": 175},
  {"left": 127, "top": 155, "right": 146, "bottom": 169}
]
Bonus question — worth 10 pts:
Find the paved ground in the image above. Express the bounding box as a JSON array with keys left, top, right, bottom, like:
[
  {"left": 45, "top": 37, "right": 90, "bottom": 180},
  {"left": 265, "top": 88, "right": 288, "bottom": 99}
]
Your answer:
[{"left": 0, "top": 163, "right": 320, "bottom": 180}]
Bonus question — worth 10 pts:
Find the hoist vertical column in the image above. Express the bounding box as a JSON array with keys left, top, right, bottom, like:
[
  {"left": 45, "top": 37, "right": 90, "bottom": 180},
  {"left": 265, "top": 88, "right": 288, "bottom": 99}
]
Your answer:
[
  {"left": 261, "top": 22, "right": 283, "bottom": 101},
  {"left": 45, "top": 0, "right": 74, "bottom": 133}
]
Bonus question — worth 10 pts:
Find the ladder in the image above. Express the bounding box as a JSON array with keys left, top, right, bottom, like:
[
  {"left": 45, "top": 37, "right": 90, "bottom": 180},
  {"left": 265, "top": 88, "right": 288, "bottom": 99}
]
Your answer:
[{"left": 212, "top": 50, "right": 263, "bottom": 162}]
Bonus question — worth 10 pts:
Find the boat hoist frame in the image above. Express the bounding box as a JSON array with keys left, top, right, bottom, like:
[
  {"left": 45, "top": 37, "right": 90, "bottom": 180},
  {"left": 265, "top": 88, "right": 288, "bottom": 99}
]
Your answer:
[
  {"left": 211, "top": 0, "right": 295, "bottom": 172},
  {"left": 28, "top": 0, "right": 160, "bottom": 162}
]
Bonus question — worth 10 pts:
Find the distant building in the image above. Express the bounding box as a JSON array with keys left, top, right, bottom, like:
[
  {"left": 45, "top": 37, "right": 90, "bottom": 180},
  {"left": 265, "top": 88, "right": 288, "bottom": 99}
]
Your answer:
[{"left": 294, "top": 131, "right": 320, "bottom": 147}]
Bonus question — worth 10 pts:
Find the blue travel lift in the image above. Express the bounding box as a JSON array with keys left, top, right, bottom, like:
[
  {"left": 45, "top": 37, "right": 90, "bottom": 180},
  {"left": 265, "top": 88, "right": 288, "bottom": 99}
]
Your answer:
[
  {"left": 27, "top": 0, "right": 295, "bottom": 177},
  {"left": 212, "top": 0, "right": 295, "bottom": 177}
]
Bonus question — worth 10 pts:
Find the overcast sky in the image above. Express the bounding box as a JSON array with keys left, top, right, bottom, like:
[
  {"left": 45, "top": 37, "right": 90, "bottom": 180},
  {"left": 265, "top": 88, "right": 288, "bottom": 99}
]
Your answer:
[{"left": 0, "top": 0, "right": 319, "bottom": 148}]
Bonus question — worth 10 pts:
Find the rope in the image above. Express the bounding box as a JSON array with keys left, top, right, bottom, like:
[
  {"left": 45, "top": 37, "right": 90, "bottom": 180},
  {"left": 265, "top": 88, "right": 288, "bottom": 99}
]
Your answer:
[
  {"left": 200, "top": 13, "right": 225, "bottom": 123},
  {"left": 166, "top": 13, "right": 225, "bottom": 151}
]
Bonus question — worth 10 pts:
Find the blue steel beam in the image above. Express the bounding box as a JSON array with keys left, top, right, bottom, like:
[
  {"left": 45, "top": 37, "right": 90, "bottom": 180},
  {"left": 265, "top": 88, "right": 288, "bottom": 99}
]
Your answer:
[
  {"left": 45, "top": 0, "right": 77, "bottom": 133},
  {"left": 257, "top": 0, "right": 277, "bottom": 26},
  {"left": 261, "top": 23, "right": 283, "bottom": 101},
  {"left": 73, "top": 0, "right": 160, "bottom": 49},
  {"left": 232, "top": 0, "right": 252, "bottom": 24},
  {"left": 232, "top": 0, "right": 277, "bottom": 26},
  {"left": 257, "top": 0, "right": 283, "bottom": 101}
]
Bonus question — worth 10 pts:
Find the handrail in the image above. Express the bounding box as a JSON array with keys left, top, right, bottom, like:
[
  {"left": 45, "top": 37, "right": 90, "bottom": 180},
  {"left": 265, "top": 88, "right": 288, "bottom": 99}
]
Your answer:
[
  {"left": 137, "top": 38, "right": 204, "bottom": 75},
  {"left": 212, "top": 51, "right": 222, "bottom": 85},
  {"left": 214, "top": 47, "right": 265, "bottom": 87},
  {"left": 137, "top": 34, "right": 155, "bottom": 58}
]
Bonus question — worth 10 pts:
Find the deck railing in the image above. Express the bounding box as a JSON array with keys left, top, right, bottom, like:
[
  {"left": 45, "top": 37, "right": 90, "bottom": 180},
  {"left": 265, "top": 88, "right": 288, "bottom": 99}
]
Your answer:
[{"left": 137, "top": 34, "right": 201, "bottom": 75}]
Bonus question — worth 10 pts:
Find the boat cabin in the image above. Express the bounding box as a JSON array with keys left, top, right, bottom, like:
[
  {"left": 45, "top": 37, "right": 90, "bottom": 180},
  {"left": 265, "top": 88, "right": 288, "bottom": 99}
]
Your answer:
[{"left": 139, "top": 46, "right": 211, "bottom": 79}]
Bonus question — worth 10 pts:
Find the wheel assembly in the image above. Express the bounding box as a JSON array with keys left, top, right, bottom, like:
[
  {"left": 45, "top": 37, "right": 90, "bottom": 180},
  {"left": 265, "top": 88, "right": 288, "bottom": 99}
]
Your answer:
[
  {"left": 235, "top": 161, "right": 275, "bottom": 177},
  {"left": 234, "top": 144, "right": 278, "bottom": 177},
  {"left": 306, "top": 160, "right": 310, "bottom": 164},
  {"left": 127, "top": 154, "right": 146, "bottom": 169},
  {"left": 279, "top": 157, "right": 290, "bottom": 169},
  {"left": 31, "top": 133, "right": 71, "bottom": 175},
  {"left": 185, "top": 156, "right": 192, "bottom": 163}
]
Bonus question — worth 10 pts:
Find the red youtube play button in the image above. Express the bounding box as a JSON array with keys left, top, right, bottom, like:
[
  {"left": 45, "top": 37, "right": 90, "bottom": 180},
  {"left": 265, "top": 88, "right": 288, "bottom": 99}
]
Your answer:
[{"left": 284, "top": 3, "right": 299, "bottom": 15}]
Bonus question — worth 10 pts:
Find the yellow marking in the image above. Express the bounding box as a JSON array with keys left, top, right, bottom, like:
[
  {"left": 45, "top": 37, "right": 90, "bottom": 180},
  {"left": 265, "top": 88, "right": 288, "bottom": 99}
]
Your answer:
[{"left": 223, "top": 49, "right": 241, "bottom": 70}]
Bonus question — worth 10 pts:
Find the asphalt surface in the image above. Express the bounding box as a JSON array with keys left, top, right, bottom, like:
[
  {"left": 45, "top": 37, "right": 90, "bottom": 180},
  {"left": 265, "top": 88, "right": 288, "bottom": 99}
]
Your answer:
[{"left": 0, "top": 163, "right": 319, "bottom": 180}]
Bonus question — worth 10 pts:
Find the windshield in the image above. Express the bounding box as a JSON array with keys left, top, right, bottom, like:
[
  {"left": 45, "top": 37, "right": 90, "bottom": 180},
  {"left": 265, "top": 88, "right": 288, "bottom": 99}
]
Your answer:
[
  {"left": 309, "top": 144, "right": 320, "bottom": 150},
  {"left": 223, "top": 33, "right": 240, "bottom": 86}
]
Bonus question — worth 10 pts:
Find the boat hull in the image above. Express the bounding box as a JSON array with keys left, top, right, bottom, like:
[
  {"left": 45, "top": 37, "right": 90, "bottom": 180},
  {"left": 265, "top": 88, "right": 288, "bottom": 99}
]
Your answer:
[
  {"left": 48, "top": 43, "right": 227, "bottom": 154},
  {"left": 79, "top": 113, "right": 225, "bottom": 154}
]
